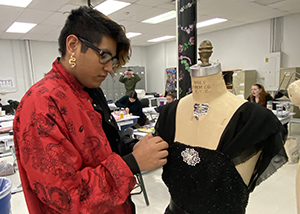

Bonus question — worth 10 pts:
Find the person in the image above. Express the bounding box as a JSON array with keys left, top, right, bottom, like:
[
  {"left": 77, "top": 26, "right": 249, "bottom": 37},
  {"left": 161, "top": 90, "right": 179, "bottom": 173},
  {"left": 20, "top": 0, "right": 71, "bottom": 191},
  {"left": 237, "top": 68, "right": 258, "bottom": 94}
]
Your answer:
[
  {"left": 166, "top": 92, "right": 176, "bottom": 103},
  {"left": 247, "top": 83, "right": 273, "bottom": 107},
  {"left": 8, "top": 100, "right": 19, "bottom": 114},
  {"left": 288, "top": 79, "right": 300, "bottom": 214},
  {"left": 115, "top": 91, "right": 149, "bottom": 127},
  {"left": 155, "top": 40, "right": 287, "bottom": 214},
  {"left": 119, "top": 69, "right": 141, "bottom": 95},
  {"left": 13, "top": 6, "right": 168, "bottom": 214}
]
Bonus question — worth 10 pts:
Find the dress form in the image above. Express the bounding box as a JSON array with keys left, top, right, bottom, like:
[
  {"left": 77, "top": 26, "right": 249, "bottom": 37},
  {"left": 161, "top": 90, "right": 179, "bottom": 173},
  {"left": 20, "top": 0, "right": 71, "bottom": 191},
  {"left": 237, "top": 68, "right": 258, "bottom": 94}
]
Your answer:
[
  {"left": 174, "top": 40, "right": 260, "bottom": 185},
  {"left": 287, "top": 80, "right": 300, "bottom": 214}
]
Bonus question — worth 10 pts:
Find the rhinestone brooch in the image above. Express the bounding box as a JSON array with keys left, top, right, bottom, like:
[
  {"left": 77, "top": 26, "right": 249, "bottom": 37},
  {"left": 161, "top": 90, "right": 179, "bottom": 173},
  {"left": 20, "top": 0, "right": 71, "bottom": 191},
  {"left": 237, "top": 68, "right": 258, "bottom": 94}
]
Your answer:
[{"left": 181, "top": 148, "right": 201, "bottom": 166}]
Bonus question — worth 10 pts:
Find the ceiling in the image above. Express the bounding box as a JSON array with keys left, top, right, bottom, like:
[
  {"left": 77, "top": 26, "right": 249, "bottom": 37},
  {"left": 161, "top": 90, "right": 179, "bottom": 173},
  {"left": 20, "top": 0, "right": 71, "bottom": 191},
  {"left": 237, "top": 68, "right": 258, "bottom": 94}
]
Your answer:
[{"left": 0, "top": 0, "right": 299, "bottom": 46}]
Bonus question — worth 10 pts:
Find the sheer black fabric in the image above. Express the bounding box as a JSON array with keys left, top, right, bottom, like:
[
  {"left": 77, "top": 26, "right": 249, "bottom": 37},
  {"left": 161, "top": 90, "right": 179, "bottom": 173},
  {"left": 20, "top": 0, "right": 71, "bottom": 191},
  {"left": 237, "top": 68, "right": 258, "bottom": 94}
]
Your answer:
[{"left": 155, "top": 101, "right": 287, "bottom": 214}]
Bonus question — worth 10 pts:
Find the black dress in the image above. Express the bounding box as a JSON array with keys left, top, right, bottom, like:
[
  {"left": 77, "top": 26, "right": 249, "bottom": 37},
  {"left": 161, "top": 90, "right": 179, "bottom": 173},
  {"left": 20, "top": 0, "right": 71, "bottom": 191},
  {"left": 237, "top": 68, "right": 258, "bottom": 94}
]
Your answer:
[{"left": 155, "top": 101, "right": 287, "bottom": 214}]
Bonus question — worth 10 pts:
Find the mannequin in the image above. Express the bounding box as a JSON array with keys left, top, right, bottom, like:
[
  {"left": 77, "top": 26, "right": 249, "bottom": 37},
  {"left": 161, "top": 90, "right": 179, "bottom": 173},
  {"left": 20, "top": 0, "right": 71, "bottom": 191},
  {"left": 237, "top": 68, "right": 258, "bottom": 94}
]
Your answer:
[
  {"left": 287, "top": 79, "right": 300, "bottom": 214},
  {"left": 155, "top": 40, "right": 287, "bottom": 214}
]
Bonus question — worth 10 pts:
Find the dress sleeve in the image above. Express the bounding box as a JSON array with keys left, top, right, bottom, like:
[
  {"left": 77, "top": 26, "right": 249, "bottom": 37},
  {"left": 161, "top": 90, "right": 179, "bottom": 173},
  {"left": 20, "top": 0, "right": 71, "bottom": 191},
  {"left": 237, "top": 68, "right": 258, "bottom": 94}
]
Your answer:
[
  {"left": 14, "top": 100, "right": 136, "bottom": 213},
  {"left": 217, "top": 102, "right": 287, "bottom": 192}
]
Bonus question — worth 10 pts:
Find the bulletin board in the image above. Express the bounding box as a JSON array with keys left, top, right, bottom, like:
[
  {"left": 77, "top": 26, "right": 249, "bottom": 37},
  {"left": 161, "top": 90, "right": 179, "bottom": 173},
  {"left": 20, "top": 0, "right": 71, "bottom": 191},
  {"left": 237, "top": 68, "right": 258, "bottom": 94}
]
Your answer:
[{"left": 165, "top": 67, "right": 177, "bottom": 94}]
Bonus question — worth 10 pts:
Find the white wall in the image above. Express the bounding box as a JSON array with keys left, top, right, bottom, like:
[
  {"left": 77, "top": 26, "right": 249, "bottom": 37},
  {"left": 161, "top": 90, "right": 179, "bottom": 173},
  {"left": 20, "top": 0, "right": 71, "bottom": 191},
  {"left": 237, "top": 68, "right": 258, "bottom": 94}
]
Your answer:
[
  {"left": 282, "top": 13, "right": 300, "bottom": 68},
  {"left": 0, "top": 40, "right": 31, "bottom": 104},
  {"left": 30, "top": 41, "right": 60, "bottom": 82},
  {"left": 1, "top": 12, "right": 300, "bottom": 104}
]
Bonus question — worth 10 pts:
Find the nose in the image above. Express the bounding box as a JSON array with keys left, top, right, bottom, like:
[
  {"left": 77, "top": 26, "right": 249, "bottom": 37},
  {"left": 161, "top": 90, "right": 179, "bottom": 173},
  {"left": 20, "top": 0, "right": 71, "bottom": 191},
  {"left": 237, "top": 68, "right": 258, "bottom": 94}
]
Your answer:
[{"left": 103, "top": 60, "right": 114, "bottom": 75}]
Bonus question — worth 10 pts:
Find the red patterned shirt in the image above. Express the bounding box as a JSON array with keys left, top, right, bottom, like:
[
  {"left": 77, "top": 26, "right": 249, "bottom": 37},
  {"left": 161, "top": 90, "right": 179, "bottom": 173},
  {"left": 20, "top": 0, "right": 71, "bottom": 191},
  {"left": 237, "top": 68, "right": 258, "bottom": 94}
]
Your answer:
[{"left": 13, "top": 59, "right": 136, "bottom": 213}]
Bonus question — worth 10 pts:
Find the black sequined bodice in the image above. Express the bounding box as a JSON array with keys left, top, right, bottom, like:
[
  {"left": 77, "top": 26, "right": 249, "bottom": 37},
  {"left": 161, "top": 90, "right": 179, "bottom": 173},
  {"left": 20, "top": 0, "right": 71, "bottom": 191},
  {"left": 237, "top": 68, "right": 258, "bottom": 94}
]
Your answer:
[{"left": 162, "top": 142, "right": 249, "bottom": 214}]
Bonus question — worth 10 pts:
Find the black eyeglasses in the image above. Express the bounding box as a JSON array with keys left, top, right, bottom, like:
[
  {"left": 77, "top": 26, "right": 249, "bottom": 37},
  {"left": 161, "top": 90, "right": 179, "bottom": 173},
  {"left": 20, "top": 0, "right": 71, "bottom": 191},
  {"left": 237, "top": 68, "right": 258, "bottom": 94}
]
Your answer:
[{"left": 78, "top": 37, "right": 119, "bottom": 69}]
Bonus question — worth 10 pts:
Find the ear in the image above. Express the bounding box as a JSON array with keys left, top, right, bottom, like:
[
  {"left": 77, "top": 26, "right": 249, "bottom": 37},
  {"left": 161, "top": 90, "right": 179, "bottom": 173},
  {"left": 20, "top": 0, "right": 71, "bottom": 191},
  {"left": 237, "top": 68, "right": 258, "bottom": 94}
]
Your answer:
[{"left": 65, "top": 34, "right": 80, "bottom": 56}]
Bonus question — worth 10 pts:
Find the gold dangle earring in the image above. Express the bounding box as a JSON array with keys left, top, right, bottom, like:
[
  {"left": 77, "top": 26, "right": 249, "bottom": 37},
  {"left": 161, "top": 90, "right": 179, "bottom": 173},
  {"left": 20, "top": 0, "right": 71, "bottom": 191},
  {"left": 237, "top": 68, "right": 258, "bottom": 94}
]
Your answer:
[{"left": 69, "top": 53, "right": 76, "bottom": 68}]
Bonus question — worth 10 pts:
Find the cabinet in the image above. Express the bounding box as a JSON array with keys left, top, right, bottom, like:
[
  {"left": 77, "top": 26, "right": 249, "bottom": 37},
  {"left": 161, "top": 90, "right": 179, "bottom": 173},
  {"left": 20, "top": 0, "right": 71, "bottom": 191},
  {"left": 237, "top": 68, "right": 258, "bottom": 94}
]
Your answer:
[
  {"left": 232, "top": 70, "right": 257, "bottom": 99},
  {"left": 279, "top": 67, "right": 300, "bottom": 118},
  {"left": 279, "top": 67, "right": 300, "bottom": 91}
]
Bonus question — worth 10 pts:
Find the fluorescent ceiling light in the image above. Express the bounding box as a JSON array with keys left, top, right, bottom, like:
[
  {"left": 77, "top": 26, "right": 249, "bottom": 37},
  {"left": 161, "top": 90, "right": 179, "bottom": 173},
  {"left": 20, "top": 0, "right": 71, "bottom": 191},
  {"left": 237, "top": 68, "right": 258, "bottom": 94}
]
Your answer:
[
  {"left": 94, "top": 0, "right": 131, "bottom": 16},
  {"left": 6, "top": 22, "right": 37, "bottom": 33},
  {"left": 0, "top": 0, "right": 32, "bottom": 7},
  {"left": 197, "top": 18, "right": 227, "bottom": 28},
  {"left": 142, "top": 11, "right": 176, "bottom": 24},
  {"left": 148, "top": 35, "right": 176, "bottom": 43},
  {"left": 126, "top": 32, "right": 142, "bottom": 38}
]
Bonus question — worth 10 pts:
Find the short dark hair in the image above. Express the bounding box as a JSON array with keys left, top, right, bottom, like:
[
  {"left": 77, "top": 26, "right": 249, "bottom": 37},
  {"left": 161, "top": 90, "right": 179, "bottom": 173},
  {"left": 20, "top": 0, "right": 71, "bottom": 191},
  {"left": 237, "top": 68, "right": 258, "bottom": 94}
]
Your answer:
[
  {"left": 129, "top": 91, "right": 137, "bottom": 100},
  {"left": 58, "top": 6, "right": 131, "bottom": 69},
  {"left": 166, "top": 92, "right": 176, "bottom": 99}
]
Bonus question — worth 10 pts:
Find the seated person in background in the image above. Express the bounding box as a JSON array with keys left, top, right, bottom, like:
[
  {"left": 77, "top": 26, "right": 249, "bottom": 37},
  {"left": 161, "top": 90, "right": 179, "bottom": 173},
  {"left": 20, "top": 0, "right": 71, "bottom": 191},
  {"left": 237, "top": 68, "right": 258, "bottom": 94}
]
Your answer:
[
  {"left": 155, "top": 92, "right": 176, "bottom": 113},
  {"left": 8, "top": 100, "right": 19, "bottom": 114},
  {"left": 119, "top": 69, "right": 141, "bottom": 95},
  {"left": 166, "top": 92, "right": 176, "bottom": 103},
  {"left": 247, "top": 83, "right": 273, "bottom": 107},
  {"left": 115, "top": 91, "right": 149, "bottom": 128}
]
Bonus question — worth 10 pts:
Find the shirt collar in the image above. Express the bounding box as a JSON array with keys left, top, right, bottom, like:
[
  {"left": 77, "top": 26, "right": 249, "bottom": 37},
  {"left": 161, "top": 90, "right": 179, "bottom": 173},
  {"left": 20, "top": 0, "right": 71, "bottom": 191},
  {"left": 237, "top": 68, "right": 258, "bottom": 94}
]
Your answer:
[{"left": 51, "top": 58, "right": 91, "bottom": 101}]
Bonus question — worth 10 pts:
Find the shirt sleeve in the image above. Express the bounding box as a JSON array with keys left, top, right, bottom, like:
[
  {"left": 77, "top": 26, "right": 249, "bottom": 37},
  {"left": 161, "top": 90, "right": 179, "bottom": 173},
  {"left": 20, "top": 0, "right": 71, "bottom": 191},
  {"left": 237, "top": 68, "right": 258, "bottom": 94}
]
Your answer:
[
  {"left": 115, "top": 96, "right": 128, "bottom": 108},
  {"left": 133, "top": 73, "right": 141, "bottom": 83},
  {"left": 15, "top": 102, "right": 136, "bottom": 213},
  {"left": 119, "top": 75, "right": 126, "bottom": 83}
]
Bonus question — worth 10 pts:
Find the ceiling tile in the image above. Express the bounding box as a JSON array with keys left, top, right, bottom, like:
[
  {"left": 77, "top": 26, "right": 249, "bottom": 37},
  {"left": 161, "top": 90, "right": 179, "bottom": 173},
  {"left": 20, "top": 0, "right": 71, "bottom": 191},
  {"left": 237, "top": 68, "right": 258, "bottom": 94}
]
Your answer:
[
  {"left": 108, "top": 4, "right": 152, "bottom": 21},
  {"left": 29, "top": 24, "right": 60, "bottom": 35},
  {"left": 268, "top": 0, "right": 300, "bottom": 13},
  {"left": 0, "top": 0, "right": 298, "bottom": 46},
  {"left": 20, "top": 33, "right": 44, "bottom": 41},
  {"left": 0, "top": 32, "right": 23, "bottom": 40},
  {"left": 0, "top": 6, "right": 24, "bottom": 22},
  {"left": 28, "top": 0, "right": 70, "bottom": 11},
  {"left": 124, "top": 7, "right": 170, "bottom": 22},
  {"left": 0, "top": 20, "right": 13, "bottom": 32},
  {"left": 41, "top": 12, "right": 69, "bottom": 26},
  {"left": 15, "top": 9, "right": 53, "bottom": 24},
  {"left": 156, "top": 2, "right": 176, "bottom": 10},
  {"left": 135, "top": 0, "right": 171, "bottom": 7}
]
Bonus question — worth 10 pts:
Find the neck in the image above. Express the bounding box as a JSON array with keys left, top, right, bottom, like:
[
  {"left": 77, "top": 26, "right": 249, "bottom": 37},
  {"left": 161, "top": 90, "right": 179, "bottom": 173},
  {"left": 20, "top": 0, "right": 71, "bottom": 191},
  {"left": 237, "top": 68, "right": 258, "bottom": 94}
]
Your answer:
[{"left": 191, "top": 71, "right": 228, "bottom": 103}]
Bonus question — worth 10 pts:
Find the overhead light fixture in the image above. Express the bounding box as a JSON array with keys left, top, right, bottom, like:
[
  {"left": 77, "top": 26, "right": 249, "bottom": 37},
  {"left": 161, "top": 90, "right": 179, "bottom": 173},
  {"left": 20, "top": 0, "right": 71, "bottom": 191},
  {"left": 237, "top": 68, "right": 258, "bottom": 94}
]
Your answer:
[
  {"left": 142, "top": 11, "right": 176, "bottom": 24},
  {"left": 126, "top": 32, "right": 142, "bottom": 38},
  {"left": 94, "top": 0, "right": 131, "bottom": 16},
  {"left": 6, "top": 22, "right": 37, "bottom": 33},
  {"left": 148, "top": 35, "right": 176, "bottom": 43},
  {"left": 0, "top": 0, "right": 32, "bottom": 7},
  {"left": 197, "top": 18, "right": 227, "bottom": 28}
]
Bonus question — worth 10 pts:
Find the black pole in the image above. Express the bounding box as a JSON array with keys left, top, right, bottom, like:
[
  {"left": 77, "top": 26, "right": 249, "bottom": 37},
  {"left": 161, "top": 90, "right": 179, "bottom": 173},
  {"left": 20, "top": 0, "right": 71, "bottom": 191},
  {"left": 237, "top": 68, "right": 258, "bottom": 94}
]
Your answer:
[
  {"left": 177, "top": 0, "right": 197, "bottom": 98},
  {"left": 87, "top": 0, "right": 92, "bottom": 8}
]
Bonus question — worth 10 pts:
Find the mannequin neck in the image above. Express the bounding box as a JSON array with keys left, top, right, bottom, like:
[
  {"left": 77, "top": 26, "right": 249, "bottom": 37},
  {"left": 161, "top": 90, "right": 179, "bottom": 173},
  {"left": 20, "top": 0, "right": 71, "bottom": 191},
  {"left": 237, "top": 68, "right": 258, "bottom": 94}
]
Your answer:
[{"left": 191, "top": 71, "right": 228, "bottom": 103}]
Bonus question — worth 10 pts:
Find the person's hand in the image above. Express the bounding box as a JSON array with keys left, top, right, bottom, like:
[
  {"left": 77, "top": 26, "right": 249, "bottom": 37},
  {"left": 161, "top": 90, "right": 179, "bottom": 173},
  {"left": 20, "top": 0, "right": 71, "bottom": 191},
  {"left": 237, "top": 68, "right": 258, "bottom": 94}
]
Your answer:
[
  {"left": 124, "top": 70, "right": 128, "bottom": 75},
  {"left": 129, "top": 71, "right": 134, "bottom": 75},
  {"left": 132, "top": 134, "right": 168, "bottom": 172},
  {"left": 125, "top": 107, "right": 130, "bottom": 114}
]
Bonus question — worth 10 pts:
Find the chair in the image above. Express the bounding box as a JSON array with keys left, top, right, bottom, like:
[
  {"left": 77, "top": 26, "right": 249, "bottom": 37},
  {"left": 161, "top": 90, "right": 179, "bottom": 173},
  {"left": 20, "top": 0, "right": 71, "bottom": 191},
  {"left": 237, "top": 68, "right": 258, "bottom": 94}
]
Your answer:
[
  {"left": 140, "top": 98, "right": 149, "bottom": 108},
  {"left": 131, "top": 172, "right": 150, "bottom": 206},
  {"left": 123, "top": 128, "right": 149, "bottom": 206}
]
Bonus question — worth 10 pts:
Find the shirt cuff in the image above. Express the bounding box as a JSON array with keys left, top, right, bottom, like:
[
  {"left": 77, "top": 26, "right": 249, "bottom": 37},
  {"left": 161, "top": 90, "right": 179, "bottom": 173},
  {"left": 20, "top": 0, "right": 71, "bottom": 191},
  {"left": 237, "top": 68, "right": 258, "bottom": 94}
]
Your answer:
[{"left": 122, "top": 153, "right": 140, "bottom": 174}]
